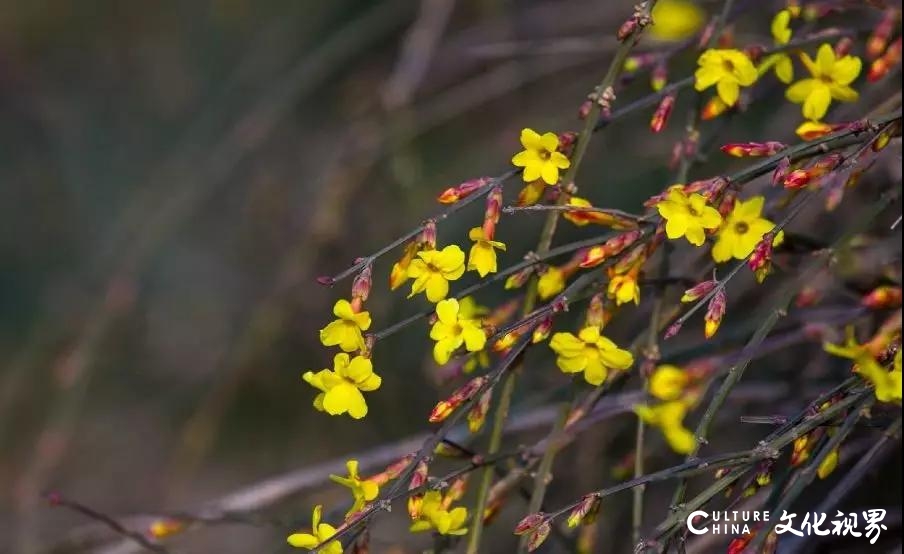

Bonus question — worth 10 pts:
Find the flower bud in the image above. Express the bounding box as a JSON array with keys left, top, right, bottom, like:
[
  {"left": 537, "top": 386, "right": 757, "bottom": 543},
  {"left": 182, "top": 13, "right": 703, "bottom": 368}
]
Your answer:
[
  {"left": 505, "top": 265, "right": 535, "bottom": 290},
  {"left": 704, "top": 288, "right": 726, "bottom": 339},
  {"left": 531, "top": 316, "right": 554, "bottom": 344},
  {"left": 577, "top": 99, "right": 593, "bottom": 120},
  {"left": 437, "top": 177, "right": 492, "bottom": 204},
  {"left": 420, "top": 220, "right": 437, "bottom": 249},
  {"left": 579, "top": 230, "right": 642, "bottom": 268},
  {"left": 681, "top": 279, "right": 717, "bottom": 303},
  {"left": 352, "top": 263, "right": 373, "bottom": 303},
  {"left": 771, "top": 156, "right": 791, "bottom": 186},
  {"left": 868, "top": 37, "right": 902, "bottom": 82},
  {"left": 720, "top": 141, "right": 786, "bottom": 157},
  {"left": 429, "top": 376, "right": 488, "bottom": 423},
  {"left": 650, "top": 94, "right": 675, "bottom": 133},
  {"left": 149, "top": 518, "right": 185, "bottom": 539},
  {"left": 468, "top": 390, "right": 492, "bottom": 433},
  {"left": 862, "top": 286, "right": 902, "bottom": 309},
  {"left": 748, "top": 231, "right": 776, "bottom": 283},
  {"left": 867, "top": 9, "right": 898, "bottom": 60}
]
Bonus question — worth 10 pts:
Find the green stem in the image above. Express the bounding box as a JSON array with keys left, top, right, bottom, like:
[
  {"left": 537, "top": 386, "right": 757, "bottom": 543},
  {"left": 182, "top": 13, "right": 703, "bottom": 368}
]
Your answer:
[{"left": 517, "top": 403, "right": 570, "bottom": 551}]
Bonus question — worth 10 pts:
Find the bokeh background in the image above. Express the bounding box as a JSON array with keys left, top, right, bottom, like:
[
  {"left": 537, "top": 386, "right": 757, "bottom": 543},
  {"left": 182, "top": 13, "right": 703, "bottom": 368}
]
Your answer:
[{"left": 2, "top": 1, "right": 901, "bottom": 553}]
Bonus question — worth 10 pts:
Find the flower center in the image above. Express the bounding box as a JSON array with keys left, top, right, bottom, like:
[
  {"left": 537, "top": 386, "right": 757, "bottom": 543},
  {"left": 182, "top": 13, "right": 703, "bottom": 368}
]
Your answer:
[
  {"left": 820, "top": 75, "right": 834, "bottom": 84},
  {"left": 539, "top": 149, "right": 551, "bottom": 160},
  {"left": 734, "top": 221, "right": 749, "bottom": 234},
  {"left": 688, "top": 205, "right": 702, "bottom": 217},
  {"left": 722, "top": 59, "right": 735, "bottom": 72}
]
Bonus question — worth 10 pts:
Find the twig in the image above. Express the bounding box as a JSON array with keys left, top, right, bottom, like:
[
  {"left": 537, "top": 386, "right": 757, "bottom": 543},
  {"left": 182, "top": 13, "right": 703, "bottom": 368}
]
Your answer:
[{"left": 44, "top": 493, "right": 169, "bottom": 554}]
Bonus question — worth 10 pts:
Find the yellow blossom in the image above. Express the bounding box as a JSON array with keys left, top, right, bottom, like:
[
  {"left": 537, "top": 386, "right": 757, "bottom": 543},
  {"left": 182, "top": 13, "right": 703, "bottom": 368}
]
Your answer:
[
  {"left": 649, "top": 365, "right": 689, "bottom": 401},
  {"left": 824, "top": 330, "right": 902, "bottom": 403},
  {"left": 409, "top": 491, "right": 469, "bottom": 536},
  {"left": 330, "top": 459, "right": 379, "bottom": 517},
  {"left": 537, "top": 266, "right": 566, "bottom": 300},
  {"left": 608, "top": 273, "right": 640, "bottom": 305},
  {"left": 634, "top": 401, "right": 696, "bottom": 454},
  {"left": 758, "top": 10, "right": 796, "bottom": 83},
  {"left": 656, "top": 188, "right": 722, "bottom": 246},
  {"left": 649, "top": 0, "right": 705, "bottom": 42},
  {"left": 855, "top": 351, "right": 902, "bottom": 404},
  {"left": 303, "top": 353, "right": 381, "bottom": 419},
  {"left": 549, "top": 326, "right": 634, "bottom": 386},
  {"left": 430, "top": 298, "right": 487, "bottom": 365},
  {"left": 511, "top": 128, "right": 571, "bottom": 185},
  {"left": 822, "top": 326, "right": 868, "bottom": 360},
  {"left": 319, "top": 299, "right": 371, "bottom": 352},
  {"left": 467, "top": 227, "right": 506, "bottom": 277},
  {"left": 287, "top": 505, "right": 342, "bottom": 553},
  {"left": 786, "top": 44, "right": 861, "bottom": 121},
  {"left": 695, "top": 49, "right": 758, "bottom": 106},
  {"left": 711, "top": 196, "right": 784, "bottom": 262},
  {"left": 407, "top": 245, "right": 466, "bottom": 302}
]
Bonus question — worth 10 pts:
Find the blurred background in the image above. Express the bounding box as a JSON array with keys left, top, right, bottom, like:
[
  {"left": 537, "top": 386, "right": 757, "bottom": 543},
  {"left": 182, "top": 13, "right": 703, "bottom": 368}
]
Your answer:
[{"left": 1, "top": 1, "right": 901, "bottom": 553}]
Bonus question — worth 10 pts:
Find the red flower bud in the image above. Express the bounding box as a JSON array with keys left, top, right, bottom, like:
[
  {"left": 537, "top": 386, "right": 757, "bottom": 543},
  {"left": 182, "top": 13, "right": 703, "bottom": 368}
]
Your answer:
[
  {"left": 867, "top": 9, "right": 898, "bottom": 60},
  {"left": 869, "top": 37, "right": 902, "bottom": 81},
  {"left": 429, "top": 376, "right": 488, "bottom": 423},
  {"left": 650, "top": 94, "right": 676, "bottom": 133},
  {"left": 704, "top": 288, "right": 726, "bottom": 339},
  {"left": 720, "top": 141, "right": 786, "bottom": 157},
  {"left": 681, "top": 279, "right": 717, "bottom": 303},
  {"left": 437, "top": 176, "right": 491, "bottom": 204},
  {"left": 579, "top": 230, "right": 642, "bottom": 268},
  {"left": 862, "top": 286, "right": 903, "bottom": 309}
]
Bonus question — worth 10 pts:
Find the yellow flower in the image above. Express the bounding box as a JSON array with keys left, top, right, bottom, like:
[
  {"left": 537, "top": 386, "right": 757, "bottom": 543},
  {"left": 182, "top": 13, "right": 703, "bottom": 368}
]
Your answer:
[
  {"left": 537, "top": 266, "right": 566, "bottom": 300},
  {"left": 407, "top": 245, "right": 466, "bottom": 302},
  {"left": 549, "top": 326, "right": 634, "bottom": 386},
  {"left": 634, "top": 401, "right": 696, "bottom": 454},
  {"left": 287, "top": 505, "right": 342, "bottom": 553},
  {"left": 409, "top": 491, "right": 469, "bottom": 536},
  {"left": 823, "top": 327, "right": 868, "bottom": 360},
  {"left": 319, "top": 299, "right": 371, "bottom": 352},
  {"left": 511, "top": 128, "right": 571, "bottom": 185},
  {"left": 758, "top": 10, "right": 796, "bottom": 83},
  {"left": 854, "top": 352, "right": 902, "bottom": 404},
  {"left": 656, "top": 188, "right": 723, "bottom": 246},
  {"left": 608, "top": 273, "right": 640, "bottom": 305},
  {"left": 649, "top": 0, "right": 705, "bottom": 42},
  {"left": 330, "top": 459, "right": 379, "bottom": 517},
  {"left": 649, "top": 365, "right": 689, "bottom": 401},
  {"left": 711, "top": 196, "right": 784, "bottom": 262},
  {"left": 467, "top": 227, "right": 506, "bottom": 277},
  {"left": 430, "top": 298, "right": 487, "bottom": 365},
  {"left": 303, "top": 353, "right": 381, "bottom": 419},
  {"left": 695, "top": 49, "right": 758, "bottom": 106},
  {"left": 824, "top": 330, "right": 902, "bottom": 404},
  {"left": 786, "top": 44, "right": 861, "bottom": 121}
]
